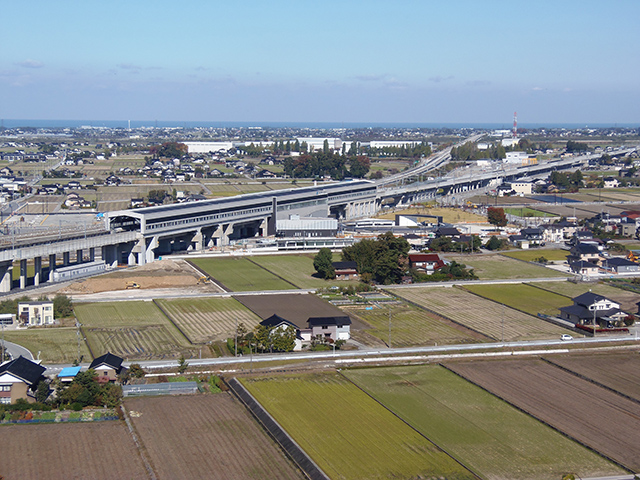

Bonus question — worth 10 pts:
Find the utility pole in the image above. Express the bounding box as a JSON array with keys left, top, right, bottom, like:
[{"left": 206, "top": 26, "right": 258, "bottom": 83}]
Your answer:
[
  {"left": 75, "top": 319, "right": 82, "bottom": 364},
  {"left": 388, "top": 308, "right": 392, "bottom": 349},
  {"left": 234, "top": 317, "right": 238, "bottom": 357},
  {"left": 1, "top": 320, "right": 5, "bottom": 362}
]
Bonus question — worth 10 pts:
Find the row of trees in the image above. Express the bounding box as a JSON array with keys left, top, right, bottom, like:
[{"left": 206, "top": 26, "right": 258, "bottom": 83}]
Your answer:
[
  {"left": 149, "top": 142, "right": 188, "bottom": 159},
  {"left": 283, "top": 152, "right": 370, "bottom": 179}
]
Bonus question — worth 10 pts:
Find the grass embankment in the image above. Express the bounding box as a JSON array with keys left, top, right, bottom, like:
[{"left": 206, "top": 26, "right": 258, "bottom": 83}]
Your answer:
[
  {"left": 242, "top": 372, "right": 476, "bottom": 480},
  {"left": 345, "top": 365, "right": 625, "bottom": 480}
]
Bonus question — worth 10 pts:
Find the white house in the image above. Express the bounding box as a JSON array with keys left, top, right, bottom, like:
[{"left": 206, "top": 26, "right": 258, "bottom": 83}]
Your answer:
[{"left": 18, "top": 301, "right": 54, "bottom": 326}]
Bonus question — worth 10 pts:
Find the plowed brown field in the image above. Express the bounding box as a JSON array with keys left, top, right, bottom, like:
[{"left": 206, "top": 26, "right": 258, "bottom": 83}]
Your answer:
[
  {"left": 0, "top": 421, "right": 148, "bottom": 480},
  {"left": 544, "top": 352, "right": 640, "bottom": 402},
  {"left": 125, "top": 394, "right": 303, "bottom": 480},
  {"left": 445, "top": 358, "right": 640, "bottom": 471}
]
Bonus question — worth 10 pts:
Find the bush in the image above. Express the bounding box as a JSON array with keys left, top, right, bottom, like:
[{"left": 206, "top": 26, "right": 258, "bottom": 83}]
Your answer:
[{"left": 71, "top": 402, "right": 84, "bottom": 411}]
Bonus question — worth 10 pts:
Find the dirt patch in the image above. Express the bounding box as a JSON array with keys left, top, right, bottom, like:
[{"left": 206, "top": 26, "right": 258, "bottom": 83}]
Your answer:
[
  {"left": 0, "top": 421, "right": 148, "bottom": 479},
  {"left": 236, "top": 293, "right": 350, "bottom": 329},
  {"left": 60, "top": 258, "right": 203, "bottom": 294},
  {"left": 445, "top": 358, "right": 640, "bottom": 471},
  {"left": 125, "top": 394, "right": 304, "bottom": 480}
]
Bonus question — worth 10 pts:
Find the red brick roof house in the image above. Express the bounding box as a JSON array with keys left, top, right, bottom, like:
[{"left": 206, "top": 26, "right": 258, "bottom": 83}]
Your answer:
[{"left": 408, "top": 253, "right": 446, "bottom": 274}]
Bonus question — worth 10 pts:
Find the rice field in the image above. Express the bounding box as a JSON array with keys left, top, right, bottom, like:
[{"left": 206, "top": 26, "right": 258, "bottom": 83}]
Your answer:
[
  {"left": 3, "top": 327, "right": 91, "bottom": 364},
  {"left": 451, "top": 254, "right": 568, "bottom": 279},
  {"left": 394, "top": 286, "right": 568, "bottom": 341},
  {"left": 156, "top": 297, "right": 262, "bottom": 343},
  {"left": 533, "top": 280, "right": 640, "bottom": 312},
  {"left": 242, "top": 373, "right": 476, "bottom": 480},
  {"left": 342, "top": 302, "right": 482, "bottom": 347},
  {"left": 501, "top": 249, "right": 569, "bottom": 262},
  {"left": 345, "top": 365, "right": 623, "bottom": 480},
  {"left": 250, "top": 255, "right": 359, "bottom": 289},
  {"left": 189, "top": 257, "right": 295, "bottom": 291},
  {"left": 463, "top": 283, "right": 571, "bottom": 316},
  {"left": 74, "top": 301, "right": 192, "bottom": 359}
]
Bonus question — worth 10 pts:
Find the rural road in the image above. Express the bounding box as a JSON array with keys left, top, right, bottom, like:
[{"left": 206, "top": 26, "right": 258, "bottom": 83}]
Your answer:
[
  {"left": 43, "top": 334, "right": 640, "bottom": 375},
  {"left": 1, "top": 339, "right": 34, "bottom": 361}
]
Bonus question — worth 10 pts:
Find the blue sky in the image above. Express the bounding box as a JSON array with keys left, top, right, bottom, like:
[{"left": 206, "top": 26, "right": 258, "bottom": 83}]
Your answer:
[{"left": 1, "top": 0, "right": 638, "bottom": 124}]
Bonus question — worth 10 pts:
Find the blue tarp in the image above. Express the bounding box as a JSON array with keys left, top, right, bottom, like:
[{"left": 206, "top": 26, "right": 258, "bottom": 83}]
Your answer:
[{"left": 58, "top": 366, "right": 82, "bottom": 378}]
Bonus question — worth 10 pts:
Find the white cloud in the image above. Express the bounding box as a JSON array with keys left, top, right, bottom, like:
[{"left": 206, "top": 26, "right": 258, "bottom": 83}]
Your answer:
[{"left": 16, "top": 59, "right": 43, "bottom": 69}]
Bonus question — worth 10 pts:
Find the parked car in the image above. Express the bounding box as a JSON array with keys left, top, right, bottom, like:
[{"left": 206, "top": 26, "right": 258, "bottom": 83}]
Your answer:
[{"left": 560, "top": 334, "right": 574, "bottom": 341}]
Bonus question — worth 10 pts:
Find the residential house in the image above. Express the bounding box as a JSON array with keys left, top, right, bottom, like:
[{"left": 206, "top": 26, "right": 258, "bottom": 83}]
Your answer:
[
  {"left": 18, "top": 301, "right": 54, "bottom": 326},
  {"left": 332, "top": 261, "right": 359, "bottom": 280},
  {"left": 542, "top": 224, "right": 565, "bottom": 243},
  {"left": 260, "top": 314, "right": 305, "bottom": 351},
  {"left": 567, "top": 243, "right": 603, "bottom": 265},
  {"left": 435, "top": 226, "right": 461, "bottom": 238},
  {"left": 408, "top": 253, "right": 446, "bottom": 274},
  {"left": 616, "top": 217, "right": 638, "bottom": 237},
  {"left": 602, "top": 257, "right": 640, "bottom": 274},
  {"left": 308, "top": 316, "right": 351, "bottom": 343},
  {"left": 89, "top": 352, "right": 125, "bottom": 383},
  {"left": 520, "top": 227, "right": 544, "bottom": 246},
  {"left": 569, "top": 260, "right": 600, "bottom": 276},
  {"left": 559, "top": 292, "right": 628, "bottom": 328},
  {"left": 603, "top": 176, "right": 620, "bottom": 188},
  {"left": 0, "top": 356, "right": 46, "bottom": 404}
]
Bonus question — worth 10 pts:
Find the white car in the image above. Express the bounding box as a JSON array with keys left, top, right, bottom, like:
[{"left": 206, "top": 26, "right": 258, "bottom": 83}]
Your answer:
[{"left": 560, "top": 334, "right": 574, "bottom": 341}]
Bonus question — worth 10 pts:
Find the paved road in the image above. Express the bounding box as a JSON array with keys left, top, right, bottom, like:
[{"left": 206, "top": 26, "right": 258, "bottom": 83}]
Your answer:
[
  {"left": 1, "top": 338, "right": 34, "bottom": 361},
  {"left": 43, "top": 334, "right": 640, "bottom": 375}
]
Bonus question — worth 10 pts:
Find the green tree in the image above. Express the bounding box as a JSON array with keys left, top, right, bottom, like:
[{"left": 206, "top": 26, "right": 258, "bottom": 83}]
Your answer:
[
  {"left": 485, "top": 236, "right": 507, "bottom": 251},
  {"left": 128, "top": 364, "right": 146, "bottom": 379},
  {"left": 35, "top": 380, "right": 50, "bottom": 404},
  {"left": 53, "top": 294, "right": 73, "bottom": 318},
  {"left": 487, "top": 207, "right": 507, "bottom": 228},
  {"left": 271, "top": 325, "right": 297, "bottom": 352},
  {"left": 349, "top": 156, "right": 371, "bottom": 178},
  {"left": 177, "top": 354, "right": 188, "bottom": 374},
  {"left": 253, "top": 325, "right": 273, "bottom": 353},
  {"left": 313, "top": 248, "right": 335, "bottom": 279},
  {"left": 148, "top": 189, "right": 168, "bottom": 204},
  {"left": 96, "top": 383, "right": 123, "bottom": 407}
]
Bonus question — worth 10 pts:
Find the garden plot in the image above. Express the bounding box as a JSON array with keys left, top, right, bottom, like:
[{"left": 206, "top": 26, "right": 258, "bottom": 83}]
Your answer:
[
  {"left": 242, "top": 373, "right": 476, "bottom": 480},
  {"left": 394, "top": 287, "right": 568, "bottom": 341},
  {"left": 445, "top": 358, "right": 640, "bottom": 472},
  {"left": 156, "top": 297, "right": 262, "bottom": 343},
  {"left": 125, "top": 395, "right": 303, "bottom": 480},
  {"left": 345, "top": 365, "right": 624, "bottom": 480}
]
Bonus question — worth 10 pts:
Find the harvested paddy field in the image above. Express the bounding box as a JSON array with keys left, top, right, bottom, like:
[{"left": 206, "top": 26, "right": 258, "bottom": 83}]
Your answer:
[
  {"left": 445, "top": 358, "right": 640, "bottom": 471},
  {"left": 393, "top": 286, "right": 568, "bottom": 341},
  {"left": 0, "top": 421, "right": 148, "bottom": 479},
  {"left": 544, "top": 352, "right": 640, "bottom": 401},
  {"left": 125, "top": 394, "right": 303, "bottom": 480},
  {"left": 74, "top": 301, "right": 192, "bottom": 360},
  {"left": 344, "top": 365, "right": 624, "bottom": 480},
  {"left": 377, "top": 206, "right": 487, "bottom": 224},
  {"left": 463, "top": 283, "right": 571, "bottom": 316},
  {"left": 341, "top": 301, "right": 484, "bottom": 347},
  {"left": 448, "top": 254, "right": 567, "bottom": 279},
  {"left": 189, "top": 257, "right": 295, "bottom": 291},
  {"left": 236, "top": 292, "right": 348, "bottom": 326},
  {"left": 242, "top": 372, "right": 476, "bottom": 480},
  {"left": 156, "top": 297, "right": 262, "bottom": 343},
  {"left": 3, "top": 327, "right": 91, "bottom": 364}
]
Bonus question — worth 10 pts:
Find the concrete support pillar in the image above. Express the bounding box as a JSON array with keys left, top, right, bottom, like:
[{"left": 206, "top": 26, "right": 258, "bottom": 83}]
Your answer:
[
  {"left": 34, "top": 257, "right": 42, "bottom": 287},
  {"left": 62, "top": 251, "right": 70, "bottom": 267},
  {"left": 145, "top": 236, "right": 159, "bottom": 264},
  {"left": 192, "top": 229, "right": 203, "bottom": 251},
  {"left": 89, "top": 247, "right": 95, "bottom": 262},
  {"left": 0, "top": 261, "right": 12, "bottom": 293},
  {"left": 76, "top": 249, "right": 83, "bottom": 263},
  {"left": 102, "top": 245, "right": 118, "bottom": 267},
  {"left": 20, "top": 259, "right": 27, "bottom": 290},
  {"left": 213, "top": 223, "right": 234, "bottom": 246},
  {"left": 49, "top": 254, "right": 56, "bottom": 272}
]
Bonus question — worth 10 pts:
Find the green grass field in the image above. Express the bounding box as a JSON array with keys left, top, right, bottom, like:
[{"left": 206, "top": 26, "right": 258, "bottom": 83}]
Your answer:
[
  {"left": 452, "top": 254, "right": 567, "bottom": 280},
  {"left": 156, "top": 297, "right": 261, "bottom": 343},
  {"left": 344, "top": 365, "right": 624, "bottom": 480},
  {"left": 394, "top": 287, "right": 568, "bottom": 341},
  {"left": 501, "top": 249, "right": 569, "bottom": 262},
  {"left": 250, "top": 254, "right": 359, "bottom": 289},
  {"left": 504, "top": 207, "right": 555, "bottom": 217},
  {"left": 242, "top": 373, "right": 475, "bottom": 480},
  {"left": 74, "top": 301, "right": 191, "bottom": 360},
  {"left": 3, "top": 328, "right": 91, "bottom": 364},
  {"left": 532, "top": 280, "right": 640, "bottom": 313},
  {"left": 189, "top": 257, "right": 295, "bottom": 291},
  {"left": 463, "top": 283, "right": 571, "bottom": 316},
  {"left": 342, "top": 302, "right": 481, "bottom": 347}
]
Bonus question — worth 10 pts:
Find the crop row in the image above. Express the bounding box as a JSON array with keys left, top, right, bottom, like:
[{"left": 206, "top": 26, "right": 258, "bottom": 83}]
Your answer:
[
  {"left": 344, "top": 304, "right": 479, "bottom": 347},
  {"left": 86, "top": 326, "right": 185, "bottom": 359},
  {"left": 395, "top": 287, "right": 567, "bottom": 341}
]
